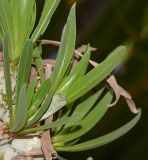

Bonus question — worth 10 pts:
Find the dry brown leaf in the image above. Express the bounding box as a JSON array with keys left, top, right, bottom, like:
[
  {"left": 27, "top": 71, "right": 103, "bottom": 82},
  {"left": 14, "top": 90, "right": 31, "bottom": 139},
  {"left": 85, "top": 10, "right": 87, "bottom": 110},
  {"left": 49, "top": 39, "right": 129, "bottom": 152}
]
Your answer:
[
  {"left": 119, "top": 86, "right": 139, "bottom": 113},
  {"left": 107, "top": 75, "right": 139, "bottom": 114},
  {"left": 107, "top": 75, "right": 121, "bottom": 107}
]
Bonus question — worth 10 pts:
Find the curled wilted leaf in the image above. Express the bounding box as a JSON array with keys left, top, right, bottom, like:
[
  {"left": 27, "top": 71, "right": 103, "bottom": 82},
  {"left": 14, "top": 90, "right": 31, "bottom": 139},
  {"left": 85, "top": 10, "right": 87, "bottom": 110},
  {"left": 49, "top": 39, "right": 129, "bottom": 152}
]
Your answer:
[{"left": 107, "top": 75, "right": 139, "bottom": 114}]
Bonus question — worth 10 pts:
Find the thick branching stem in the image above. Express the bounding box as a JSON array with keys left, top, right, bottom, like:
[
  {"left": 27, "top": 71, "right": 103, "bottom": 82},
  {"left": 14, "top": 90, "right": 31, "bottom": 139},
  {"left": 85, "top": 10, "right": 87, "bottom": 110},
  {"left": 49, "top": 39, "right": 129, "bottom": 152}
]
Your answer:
[{"left": 41, "top": 117, "right": 57, "bottom": 160}]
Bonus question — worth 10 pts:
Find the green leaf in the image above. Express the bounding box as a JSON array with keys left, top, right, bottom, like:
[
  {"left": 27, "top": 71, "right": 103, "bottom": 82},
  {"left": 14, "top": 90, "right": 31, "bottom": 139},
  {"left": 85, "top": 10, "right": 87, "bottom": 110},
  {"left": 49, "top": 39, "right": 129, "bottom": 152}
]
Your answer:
[
  {"left": 27, "top": 2, "right": 36, "bottom": 37},
  {"left": 10, "top": 0, "right": 36, "bottom": 61},
  {"left": 11, "top": 84, "right": 28, "bottom": 132},
  {"left": 55, "top": 109, "right": 141, "bottom": 152},
  {"left": 50, "top": 3, "right": 76, "bottom": 93},
  {"left": 26, "top": 79, "right": 36, "bottom": 108},
  {"left": 19, "top": 115, "right": 79, "bottom": 134},
  {"left": 18, "top": 1, "right": 35, "bottom": 44},
  {"left": 0, "top": 20, "right": 4, "bottom": 40},
  {"left": 16, "top": 39, "right": 33, "bottom": 106},
  {"left": 60, "top": 88, "right": 104, "bottom": 131},
  {"left": 63, "top": 46, "right": 126, "bottom": 103},
  {"left": 65, "top": 138, "right": 81, "bottom": 147},
  {"left": 57, "top": 45, "right": 90, "bottom": 93},
  {"left": 31, "top": 0, "right": 61, "bottom": 43},
  {"left": 28, "top": 78, "right": 51, "bottom": 118},
  {"left": 26, "top": 4, "right": 76, "bottom": 126},
  {"left": 3, "top": 33, "right": 13, "bottom": 124},
  {"left": 41, "top": 94, "right": 67, "bottom": 121},
  {"left": 53, "top": 91, "right": 112, "bottom": 143},
  {"left": 26, "top": 92, "right": 53, "bottom": 127},
  {"left": 54, "top": 106, "right": 73, "bottom": 135},
  {"left": 0, "top": 0, "right": 14, "bottom": 60},
  {"left": 33, "top": 45, "right": 45, "bottom": 83},
  {"left": 10, "top": 0, "right": 19, "bottom": 47}
]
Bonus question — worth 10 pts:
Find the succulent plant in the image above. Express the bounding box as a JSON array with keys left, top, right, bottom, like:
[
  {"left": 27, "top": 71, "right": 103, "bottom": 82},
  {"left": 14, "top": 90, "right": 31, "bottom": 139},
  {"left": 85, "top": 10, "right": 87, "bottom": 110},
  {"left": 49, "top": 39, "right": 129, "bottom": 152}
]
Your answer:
[{"left": 0, "top": 0, "right": 141, "bottom": 160}]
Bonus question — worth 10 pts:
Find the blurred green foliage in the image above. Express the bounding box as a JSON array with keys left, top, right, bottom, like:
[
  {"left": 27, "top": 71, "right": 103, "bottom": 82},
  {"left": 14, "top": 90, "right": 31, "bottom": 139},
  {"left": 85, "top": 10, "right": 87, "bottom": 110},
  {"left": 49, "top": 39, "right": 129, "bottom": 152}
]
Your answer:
[{"left": 38, "top": 0, "right": 148, "bottom": 159}]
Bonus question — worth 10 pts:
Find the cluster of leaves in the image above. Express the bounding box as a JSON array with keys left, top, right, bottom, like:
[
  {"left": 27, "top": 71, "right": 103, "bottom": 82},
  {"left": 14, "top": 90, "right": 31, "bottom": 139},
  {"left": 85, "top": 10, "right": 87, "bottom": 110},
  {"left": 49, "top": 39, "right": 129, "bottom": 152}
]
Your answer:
[
  {"left": 1, "top": 0, "right": 141, "bottom": 155},
  {"left": 0, "top": 0, "right": 60, "bottom": 63}
]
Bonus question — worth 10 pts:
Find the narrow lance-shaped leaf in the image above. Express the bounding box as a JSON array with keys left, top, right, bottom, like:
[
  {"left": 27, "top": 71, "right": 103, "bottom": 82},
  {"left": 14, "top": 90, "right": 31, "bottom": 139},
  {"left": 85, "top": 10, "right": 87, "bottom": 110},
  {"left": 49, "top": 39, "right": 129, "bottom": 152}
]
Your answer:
[
  {"left": 19, "top": 115, "right": 80, "bottom": 134},
  {"left": 26, "top": 79, "right": 36, "bottom": 108},
  {"left": 63, "top": 46, "right": 126, "bottom": 103},
  {"left": 55, "top": 109, "right": 141, "bottom": 152},
  {"left": 3, "top": 33, "right": 13, "bottom": 124},
  {"left": 15, "top": 39, "right": 33, "bottom": 106},
  {"left": 54, "top": 105, "right": 73, "bottom": 135},
  {"left": 33, "top": 45, "right": 45, "bottom": 83},
  {"left": 18, "top": 0, "right": 35, "bottom": 36},
  {"left": 31, "top": 0, "right": 61, "bottom": 43},
  {"left": 11, "top": 84, "right": 28, "bottom": 132},
  {"left": 28, "top": 78, "right": 51, "bottom": 118},
  {"left": 27, "top": 2, "right": 36, "bottom": 37},
  {"left": 57, "top": 45, "right": 90, "bottom": 93},
  {"left": 26, "top": 92, "right": 53, "bottom": 127},
  {"left": 0, "top": 0, "right": 13, "bottom": 40},
  {"left": 10, "top": 0, "right": 19, "bottom": 47},
  {"left": 0, "top": 0, "right": 14, "bottom": 60},
  {"left": 53, "top": 91, "right": 112, "bottom": 143},
  {"left": 19, "top": 0, "right": 36, "bottom": 38},
  {"left": 59, "top": 88, "right": 104, "bottom": 132},
  {"left": 0, "top": 20, "right": 5, "bottom": 40},
  {"left": 10, "top": 0, "right": 36, "bottom": 61},
  {"left": 31, "top": 79, "right": 50, "bottom": 107},
  {"left": 50, "top": 3, "right": 76, "bottom": 93},
  {"left": 16, "top": 0, "right": 35, "bottom": 59}
]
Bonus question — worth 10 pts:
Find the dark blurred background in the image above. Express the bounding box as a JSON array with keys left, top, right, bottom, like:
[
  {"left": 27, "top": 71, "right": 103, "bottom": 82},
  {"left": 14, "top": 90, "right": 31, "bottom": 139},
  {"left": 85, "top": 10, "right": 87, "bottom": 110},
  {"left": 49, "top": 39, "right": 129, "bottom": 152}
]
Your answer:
[{"left": 40, "top": 0, "right": 148, "bottom": 159}]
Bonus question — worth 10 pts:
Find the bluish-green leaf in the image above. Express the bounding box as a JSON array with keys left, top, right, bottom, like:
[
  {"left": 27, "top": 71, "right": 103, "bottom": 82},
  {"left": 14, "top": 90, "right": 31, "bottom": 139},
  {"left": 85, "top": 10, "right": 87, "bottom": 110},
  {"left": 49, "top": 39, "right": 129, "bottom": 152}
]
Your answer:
[
  {"left": 55, "top": 109, "right": 141, "bottom": 152},
  {"left": 63, "top": 46, "right": 126, "bottom": 103},
  {"left": 31, "top": 0, "right": 61, "bottom": 43},
  {"left": 11, "top": 84, "right": 28, "bottom": 132},
  {"left": 3, "top": 33, "right": 13, "bottom": 124}
]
